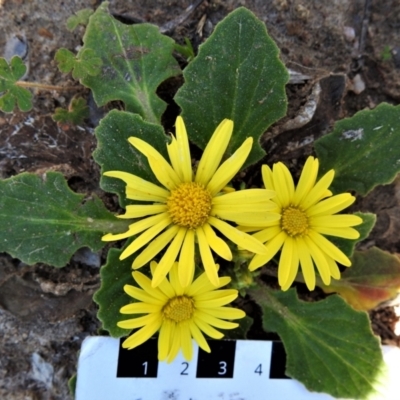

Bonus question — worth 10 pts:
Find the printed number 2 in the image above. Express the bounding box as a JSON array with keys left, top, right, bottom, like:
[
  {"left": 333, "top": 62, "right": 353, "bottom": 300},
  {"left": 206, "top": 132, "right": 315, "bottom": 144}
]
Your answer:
[
  {"left": 181, "top": 362, "right": 189, "bottom": 375},
  {"left": 254, "top": 364, "right": 263, "bottom": 376},
  {"left": 218, "top": 361, "right": 227, "bottom": 375},
  {"left": 142, "top": 361, "right": 148, "bottom": 375}
]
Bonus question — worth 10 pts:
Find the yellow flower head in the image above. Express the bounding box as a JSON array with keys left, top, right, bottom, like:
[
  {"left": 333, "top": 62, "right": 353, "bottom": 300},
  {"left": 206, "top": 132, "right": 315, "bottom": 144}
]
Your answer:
[
  {"left": 103, "top": 116, "right": 278, "bottom": 288},
  {"left": 243, "top": 156, "right": 363, "bottom": 291},
  {"left": 118, "top": 261, "right": 245, "bottom": 363}
]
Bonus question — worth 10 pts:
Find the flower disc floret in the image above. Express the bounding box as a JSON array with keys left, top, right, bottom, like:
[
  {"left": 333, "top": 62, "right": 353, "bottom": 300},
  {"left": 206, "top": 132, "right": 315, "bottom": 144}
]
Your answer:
[
  {"left": 118, "top": 261, "right": 246, "bottom": 363},
  {"left": 241, "top": 156, "right": 363, "bottom": 291},
  {"left": 102, "top": 116, "right": 279, "bottom": 288},
  {"left": 167, "top": 182, "right": 212, "bottom": 229}
]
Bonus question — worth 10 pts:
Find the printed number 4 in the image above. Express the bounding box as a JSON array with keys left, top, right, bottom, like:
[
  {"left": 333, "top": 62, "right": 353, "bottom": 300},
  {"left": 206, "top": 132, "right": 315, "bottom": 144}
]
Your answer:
[{"left": 254, "top": 364, "right": 262, "bottom": 376}]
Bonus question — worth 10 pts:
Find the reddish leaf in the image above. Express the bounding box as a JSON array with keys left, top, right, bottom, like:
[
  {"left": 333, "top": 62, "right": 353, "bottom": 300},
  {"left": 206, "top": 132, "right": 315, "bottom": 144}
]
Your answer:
[{"left": 321, "top": 247, "right": 400, "bottom": 311}]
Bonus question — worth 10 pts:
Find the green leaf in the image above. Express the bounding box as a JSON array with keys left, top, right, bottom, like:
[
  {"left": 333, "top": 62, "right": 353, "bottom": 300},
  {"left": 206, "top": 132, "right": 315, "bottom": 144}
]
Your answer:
[
  {"left": 55, "top": 48, "right": 102, "bottom": 80},
  {"left": 174, "top": 7, "right": 288, "bottom": 167},
  {"left": 66, "top": 8, "right": 94, "bottom": 31},
  {"left": 79, "top": 1, "right": 181, "bottom": 124},
  {"left": 329, "top": 212, "right": 376, "bottom": 258},
  {"left": 174, "top": 38, "right": 195, "bottom": 62},
  {"left": 321, "top": 247, "right": 400, "bottom": 311},
  {"left": 68, "top": 374, "right": 77, "bottom": 398},
  {"left": 315, "top": 103, "right": 400, "bottom": 195},
  {"left": 93, "top": 109, "right": 169, "bottom": 207},
  {"left": 0, "top": 172, "right": 129, "bottom": 267},
  {"left": 0, "top": 56, "right": 32, "bottom": 112},
  {"left": 223, "top": 315, "right": 253, "bottom": 339},
  {"left": 93, "top": 247, "right": 133, "bottom": 337},
  {"left": 53, "top": 97, "right": 90, "bottom": 126},
  {"left": 250, "top": 287, "right": 386, "bottom": 399}
]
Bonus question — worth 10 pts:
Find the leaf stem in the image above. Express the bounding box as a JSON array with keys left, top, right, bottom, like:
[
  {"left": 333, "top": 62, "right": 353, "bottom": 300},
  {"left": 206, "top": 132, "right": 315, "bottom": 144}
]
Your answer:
[{"left": 15, "top": 81, "right": 79, "bottom": 91}]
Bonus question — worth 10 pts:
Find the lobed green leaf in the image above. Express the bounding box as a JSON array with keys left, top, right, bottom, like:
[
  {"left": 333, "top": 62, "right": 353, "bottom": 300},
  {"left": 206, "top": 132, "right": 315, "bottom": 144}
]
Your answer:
[
  {"left": 53, "top": 97, "right": 90, "bottom": 126},
  {"left": 0, "top": 172, "right": 129, "bottom": 267},
  {"left": 93, "top": 247, "right": 133, "bottom": 337},
  {"left": 93, "top": 109, "right": 169, "bottom": 207},
  {"left": 0, "top": 56, "right": 32, "bottom": 112},
  {"left": 79, "top": 1, "right": 181, "bottom": 124},
  {"left": 175, "top": 7, "right": 288, "bottom": 167},
  {"left": 250, "top": 287, "right": 387, "bottom": 399},
  {"left": 66, "top": 8, "right": 94, "bottom": 31},
  {"left": 55, "top": 48, "right": 102, "bottom": 80},
  {"left": 315, "top": 103, "right": 400, "bottom": 195}
]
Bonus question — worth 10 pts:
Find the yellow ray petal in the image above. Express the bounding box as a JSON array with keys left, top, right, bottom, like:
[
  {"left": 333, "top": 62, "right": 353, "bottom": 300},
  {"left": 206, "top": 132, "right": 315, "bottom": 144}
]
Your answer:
[
  {"left": 168, "top": 261, "right": 185, "bottom": 296},
  {"left": 304, "top": 236, "right": 331, "bottom": 285},
  {"left": 175, "top": 116, "right": 193, "bottom": 182},
  {"left": 273, "top": 162, "right": 294, "bottom": 208},
  {"left": 125, "top": 187, "right": 167, "bottom": 202},
  {"left": 202, "top": 223, "right": 232, "bottom": 260},
  {"left": 133, "top": 271, "right": 168, "bottom": 301},
  {"left": 307, "top": 193, "right": 355, "bottom": 217},
  {"left": 212, "top": 188, "right": 276, "bottom": 205},
  {"left": 123, "top": 284, "right": 164, "bottom": 305},
  {"left": 189, "top": 321, "right": 211, "bottom": 353},
  {"left": 167, "top": 135, "right": 184, "bottom": 181},
  {"left": 121, "top": 204, "right": 167, "bottom": 219},
  {"left": 152, "top": 227, "right": 186, "bottom": 287},
  {"left": 195, "top": 289, "right": 238, "bottom": 308},
  {"left": 261, "top": 164, "right": 275, "bottom": 192},
  {"left": 178, "top": 230, "right": 195, "bottom": 288},
  {"left": 248, "top": 231, "right": 287, "bottom": 271},
  {"left": 326, "top": 256, "right": 341, "bottom": 279},
  {"left": 158, "top": 320, "right": 173, "bottom": 361},
  {"left": 196, "top": 226, "right": 220, "bottom": 287},
  {"left": 187, "top": 275, "right": 231, "bottom": 297},
  {"left": 120, "top": 317, "right": 162, "bottom": 350},
  {"left": 195, "top": 312, "right": 239, "bottom": 330},
  {"left": 296, "top": 238, "right": 316, "bottom": 291},
  {"left": 128, "top": 137, "right": 181, "bottom": 189},
  {"left": 104, "top": 170, "right": 169, "bottom": 199},
  {"left": 281, "top": 241, "right": 300, "bottom": 291},
  {"left": 252, "top": 225, "right": 281, "bottom": 243},
  {"left": 195, "top": 119, "right": 233, "bottom": 185},
  {"left": 117, "top": 313, "right": 159, "bottom": 330},
  {"left": 202, "top": 306, "right": 245, "bottom": 320},
  {"left": 313, "top": 226, "right": 360, "bottom": 239},
  {"left": 292, "top": 156, "right": 319, "bottom": 205},
  {"left": 277, "top": 236, "right": 294, "bottom": 287},
  {"left": 180, "top": 322, "right": 193, "bottom": 361},
  {"left": 120, "top": 302, "right": 161, "bottom": 314},
  {"left": 208, "top": 217, "right": 268, "bottom": 255},
  {"left": 207, "top": 137, "right": 253, "bottom": 195},
  {"left": 193, "top": 315, "right": 224, "bottom": 339},
  {"left": 167, "top": 323, "right": 182, "bottom": 363},
  {"left": 133, "top": 225, "right": 179, "bottom": 269},
  {"left": 308, "top": 230, "right": 351, "bottom": 266},
  {"left": 310, "top": 214, "right": 363, "bottom": 228},
  {"left": 300, "top": 170, "right": 335, "bottom": 210},
  {"left": 120, "top": 216, "right": 171, "bottom": 259},
  {"left": 147, "top": 155, "right": 181, "bottom": 190},
  {"left": 212, "top": 207, "right": 280, "bottom": 226}
]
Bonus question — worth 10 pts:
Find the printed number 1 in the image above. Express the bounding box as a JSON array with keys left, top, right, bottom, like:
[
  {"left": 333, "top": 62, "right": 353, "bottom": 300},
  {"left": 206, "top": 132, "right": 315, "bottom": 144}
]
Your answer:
[
  {"left": 142, "top": 361, "right": 148, "bottom": 375},
  {"left": 254, "top": 364, "right": 262, "bottom": 376}
]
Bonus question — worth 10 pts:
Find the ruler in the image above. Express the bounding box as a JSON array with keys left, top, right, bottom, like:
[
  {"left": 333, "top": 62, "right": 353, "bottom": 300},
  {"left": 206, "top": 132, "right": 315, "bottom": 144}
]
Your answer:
[{"left": 75, "top": 337, "right": 400, "bottom": 400}]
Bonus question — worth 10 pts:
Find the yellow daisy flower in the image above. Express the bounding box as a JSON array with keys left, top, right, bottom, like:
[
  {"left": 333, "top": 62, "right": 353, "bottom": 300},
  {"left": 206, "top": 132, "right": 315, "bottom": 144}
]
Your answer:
[
  {"left": 102, "top": 116, "right": 278, "bottom": 288},
  {"left": 118, "top": 261, "right": 245, "bottom": 363},
  {"left": 243, "top": 156, "right": 363, "bottom": 291}
]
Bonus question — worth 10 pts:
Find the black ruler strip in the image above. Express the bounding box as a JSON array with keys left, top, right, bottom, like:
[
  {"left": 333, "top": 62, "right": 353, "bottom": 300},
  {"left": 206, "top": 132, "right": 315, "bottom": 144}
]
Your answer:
[{"left": 116, "top": 338, "right": 290, "bottom": 379}]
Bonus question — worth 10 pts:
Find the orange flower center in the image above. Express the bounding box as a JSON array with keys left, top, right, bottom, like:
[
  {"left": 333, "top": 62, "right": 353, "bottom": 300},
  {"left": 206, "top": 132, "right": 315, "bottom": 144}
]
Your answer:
[
  {"left": 281, "top": 206, "right": 309, "bottom": 237},
  {"left": 162, "top": 295, "right": 195, "bottom": 323},
  {"left": 167, "top": 182, "right": 212, "bottom": 229}
]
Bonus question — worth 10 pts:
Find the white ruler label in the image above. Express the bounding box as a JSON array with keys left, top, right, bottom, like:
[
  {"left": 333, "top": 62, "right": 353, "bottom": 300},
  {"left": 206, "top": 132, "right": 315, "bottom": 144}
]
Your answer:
[{"left": 76, "top": 337, "right": 333, "bottom": 399}]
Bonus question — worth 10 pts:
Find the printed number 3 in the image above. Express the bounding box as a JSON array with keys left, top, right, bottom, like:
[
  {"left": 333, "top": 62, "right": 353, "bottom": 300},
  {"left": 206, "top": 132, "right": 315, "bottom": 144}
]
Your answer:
[{"left": 218, "top": 361, "right": 227, "bottom": 375}]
